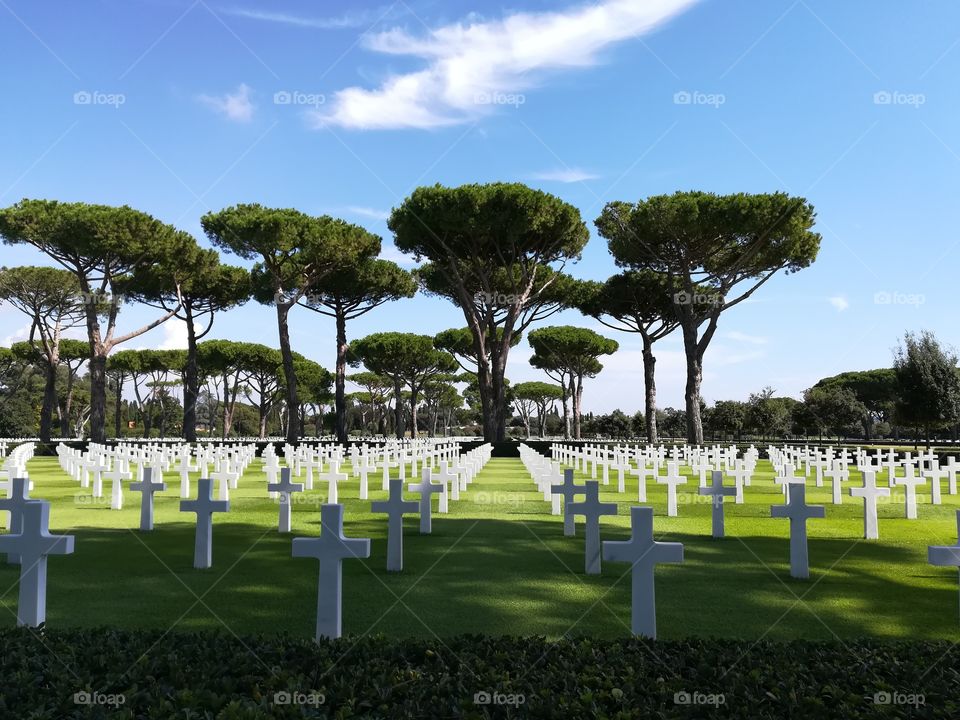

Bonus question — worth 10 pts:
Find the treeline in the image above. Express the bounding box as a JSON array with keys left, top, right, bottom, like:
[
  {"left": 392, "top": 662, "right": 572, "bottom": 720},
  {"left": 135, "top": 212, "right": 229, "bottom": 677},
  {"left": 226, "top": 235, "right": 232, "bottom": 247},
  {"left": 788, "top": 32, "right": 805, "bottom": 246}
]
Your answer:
[{"left": 0, "top": 186, "right": 826, "bottom": 444}]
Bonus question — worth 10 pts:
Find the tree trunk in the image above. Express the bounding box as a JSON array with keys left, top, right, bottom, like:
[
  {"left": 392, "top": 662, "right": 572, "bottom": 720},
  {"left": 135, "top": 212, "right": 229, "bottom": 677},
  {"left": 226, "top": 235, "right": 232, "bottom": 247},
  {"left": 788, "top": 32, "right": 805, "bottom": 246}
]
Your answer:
[
  {"left": 334, "top": 309, "right": 348, "bottom": 443},
  {"left": 183, "top": 309, "right": 199, "bottom": 443},
  {"left": 88, "top": 350, "right": 108, "bottom": 443},
  {"left": 681, "top": 322, "right": 705, "bottom": 445},
  {"left": 409, "top": 387, "right": 419, "bottom": 439},
  {"left": 642, "top": 339, "right": 658, "bottom": 444},
  {"left": 40, "top": 361, "right": 56, "bottom": 442},
  {"left": 560, "top": 384, "right": 571, "bottom": 440},
  {"left": 113, "top": 374, "right": 124, "bottom": 439},
  {"left": 393, "top": 379, "right": 404, "bottom": 439},
  {"left": 221, "top": 373, "right": 231, "bottom": 439},
  {"left": 258, "top": 400, "right": 268, "bottom": 439},
  {"left": 276, "top": 302, "right": 299, "bottom": 443},
  {"left": 476, "top": 359, "right": 496, "bottom": 441}
]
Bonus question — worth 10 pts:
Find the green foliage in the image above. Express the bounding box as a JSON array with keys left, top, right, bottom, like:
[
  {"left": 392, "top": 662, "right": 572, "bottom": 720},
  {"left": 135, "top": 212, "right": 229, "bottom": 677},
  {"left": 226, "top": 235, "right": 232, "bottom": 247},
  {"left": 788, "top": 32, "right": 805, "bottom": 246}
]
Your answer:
[
  {"left": 0, "top": 628, "right": 957, "bottom": 719},
  {"left": 894, "top": 331, "right": 960, "bottom": 436},
  {"left": 527, "top": 326, "right": 619, "bottom": 377},
  {"left": 803, "top": 386, "right": 868, "bottom": 438}
]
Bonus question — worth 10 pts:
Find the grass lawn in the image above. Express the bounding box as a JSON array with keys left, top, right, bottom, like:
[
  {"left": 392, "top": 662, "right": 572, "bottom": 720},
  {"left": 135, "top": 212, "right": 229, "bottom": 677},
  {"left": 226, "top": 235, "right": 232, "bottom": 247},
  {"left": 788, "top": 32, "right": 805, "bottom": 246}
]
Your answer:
[{"left": 3, "top": 454, "right": 960, "bottom": 642}]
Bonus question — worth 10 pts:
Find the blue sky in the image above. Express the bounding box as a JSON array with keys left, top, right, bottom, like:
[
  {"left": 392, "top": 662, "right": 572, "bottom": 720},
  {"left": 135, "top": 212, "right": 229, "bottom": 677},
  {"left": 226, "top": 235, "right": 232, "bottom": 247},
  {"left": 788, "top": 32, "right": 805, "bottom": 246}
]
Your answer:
[{"left": 1, "top": 0, "right": 958, "bottom": 413}]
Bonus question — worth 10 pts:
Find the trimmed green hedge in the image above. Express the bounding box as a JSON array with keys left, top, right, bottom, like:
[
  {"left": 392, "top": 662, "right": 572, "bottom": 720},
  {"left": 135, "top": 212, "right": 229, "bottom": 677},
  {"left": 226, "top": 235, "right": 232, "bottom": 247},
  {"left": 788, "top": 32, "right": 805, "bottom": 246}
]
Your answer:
[{"left": 1, "top": 629, "right": 956, "bottom": 718}]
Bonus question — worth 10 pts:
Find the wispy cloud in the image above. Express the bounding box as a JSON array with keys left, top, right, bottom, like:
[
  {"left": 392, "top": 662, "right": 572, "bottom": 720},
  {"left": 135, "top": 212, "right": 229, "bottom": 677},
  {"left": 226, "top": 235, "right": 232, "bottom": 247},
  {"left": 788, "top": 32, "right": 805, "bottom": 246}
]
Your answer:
[
  {"left": 344, "top": 205, "right": 391, "bottom": 221},
  {"left": 313, "top": 0, "right": 700, "bottom": 130},
  {"left": 198, "top": 83, "right": 255, "bottom": 123},
  {"left": 828, "top": 295, "right": 849, "bottom": 312},
  {"left": 530, "top": 168, "right": 600, "bottom": 183},
  {"left": 724, "top": 330, "right": 767, "bottom": 345},
  {"left": 217, "top": 5, "right": 403, "bottom": 30}
]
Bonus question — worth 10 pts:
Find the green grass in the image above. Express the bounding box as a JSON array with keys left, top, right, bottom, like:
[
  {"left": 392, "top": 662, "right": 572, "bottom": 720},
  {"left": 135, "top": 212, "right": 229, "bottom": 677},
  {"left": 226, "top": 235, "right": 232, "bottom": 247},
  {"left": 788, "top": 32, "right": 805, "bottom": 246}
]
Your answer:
[{"left": 3, "top": 454, "right": 960, "bottom": 642}]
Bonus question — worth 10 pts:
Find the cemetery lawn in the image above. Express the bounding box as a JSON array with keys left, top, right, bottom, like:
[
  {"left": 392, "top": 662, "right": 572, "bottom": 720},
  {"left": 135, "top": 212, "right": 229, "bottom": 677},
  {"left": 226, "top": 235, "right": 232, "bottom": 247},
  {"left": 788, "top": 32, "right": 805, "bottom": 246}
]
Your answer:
[{"left": 6, "top": 456, "right": 960, "bottom": 642}]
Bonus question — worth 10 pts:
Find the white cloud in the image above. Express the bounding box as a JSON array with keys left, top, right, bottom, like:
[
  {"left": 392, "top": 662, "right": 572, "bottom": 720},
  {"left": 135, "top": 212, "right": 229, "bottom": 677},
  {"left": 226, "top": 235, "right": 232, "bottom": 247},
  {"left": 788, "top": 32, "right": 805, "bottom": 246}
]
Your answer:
[
  {"left": 530, "top": 168, "right": 600, "bottom": 183},
  {"left": 158, "top": 320, "right": 190, "bottom": 350},
  {"left": 828, "top": 295, "right": 849, "bottom": 312},
  {"left": 313, "top": 0, "right": 699, "bottom": 130},
  {"left": 378, "top": 244, "right": 419, "bottom": 268},
  {"left": 217, "top": 5, "right": 404, "bottom": 30},
  {"left": 724, "top": 330, "right": 767, "bottom": 345},
  {"left": 2, "top": 322, "right": 32, "bottom": 347},
  {"left": 198, "top": 83, "right": 255, "bottom": 123},
  {"left": 345, "top": 206, "right": 391, "bottom": 221}
]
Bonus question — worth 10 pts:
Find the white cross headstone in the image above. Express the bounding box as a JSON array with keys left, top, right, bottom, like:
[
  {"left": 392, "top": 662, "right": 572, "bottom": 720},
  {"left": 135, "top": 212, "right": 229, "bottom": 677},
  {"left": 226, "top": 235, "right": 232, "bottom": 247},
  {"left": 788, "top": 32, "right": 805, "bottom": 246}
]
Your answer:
[
  {"left": 699, "top": 470, "right": 737, "bottom": 538},
  {"left": 895, "top": 466, "right": 925, "bottom": 520},
  {"left": 850, "top": 470, "right": 890, "bottom": 540},
  {"left": 657, "top": 464, "right": 687, "bottom": 518},
  {"left": 105, "top": 458, "right": 131, "bottom": 511},
  {"left": 567, "top": 480, "right": 618, "bottom": 575},
  {"left": 3, "top": 477, "right": 30, "bottom": 564},
  {"left": 928, "top": 510, "right": 960, "bottom": 620},
  {"left": 602, "top": 506, "right": 683, "bottom": 639},
  {"left": 551, "top": 469, "right": 585, "bottom": 537},
  {"left": 371, "top": 479, "right": 419, "bottom": 572},
  {"left": 771, "top": 483, "right": 825, "bottom": 578},
  {"left": 0, "top": 500, "right": 74, "bottom": 626},
  {"left": 130, "top": 467, "right": 166, "bottom": 532},
  {"left": 180, "top": 478, "right": 230, "bottom": 569},
  {"left": 292, "top": 503, "right": 370, "bottom": 640},
  {"left": 408, "top": 468, "right": 442, "bottom": 534},
  {"left": 268, "top": 467, "right": 304, "bottom": 533}
]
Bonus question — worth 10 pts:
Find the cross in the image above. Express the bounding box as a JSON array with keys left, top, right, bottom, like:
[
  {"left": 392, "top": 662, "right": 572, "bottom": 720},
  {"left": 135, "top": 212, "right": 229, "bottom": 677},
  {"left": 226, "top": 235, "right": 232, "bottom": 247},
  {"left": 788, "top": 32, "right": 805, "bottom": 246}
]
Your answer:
[
  {"left": 320, "top": 462, "right": 348, "bottom": 504},
  {"left": 130, "top": 467, "right": 166, "bottom": 532},
  {"left": 0, "top": 500, "right": 74, "bottom": 626},
  {"left": 292, "top": 503, "right": 371, "bottom": 640},
  {"left": 87, "top": 455, "right": 109, "bottom": 499},
  {"left": 771, "top": 483, "right": 825, "bottom": 579},
  {"left": 610, "top": 454, "right": 630, "bottom": 494},
  {"left": 432, "top": 461, "right": 458, "bottom": 512},
  {"left": 211, "top": 462, "right": 237, "bottom": 501},
  {"left": 550, "top": 468, "right": 585, "bottom": 537},
  {"left": 775, "top": 463, "right": 804, "bottom": 502},
  {"left": 1, "top": 477, "right": 31, "bottom": 564},
  {"left": 567, "top": 480, "right": 618, "bottom": 575},
  {"left": 371, "top": 479, "right": 419, "bottom": 572},
  {"left": 657, "top": 464, "right": 687, "bottom": 518},
  {"left": 602, "top": 506, "right": 683, "bottom": 638},
  {"left": 356, "top": 455, "right": 376, "bottom": 500},
  {"left": 173, "top": 451, "right": 194, "bottom": 498},
  {"left": 104, "top": 458, "right": 131, "bottom": 511},
  {"left": 302, "top": 452, "right": 322, "bottom": 490},
  {"left": 824, "top": 461, "right": 845, "bottom": 505},
  {"left": 632, "top": 462, "right": 655, "bottom": 503},
  {"left": 895, "top": 464, "right": 926, "bottom": 520},
  {"left": 850, "top": 470, "right": 890, "bottom": 539},
  {"left": 268, "top": 467, "right": 304, "bottom": 533},
  {"left": 408, "top": 468, "right": 443, "bottom": 534},
  {"left": 180, "top": 478, "right": 230, "bottom": 569},
  {"left": 946, "top": 456, "right": 960, "bottom": 495},
  {"left": 928, "top": 510, "right": 960, "bottom": 621},
  {"left": 924, "top": 460, "right": 946, "bottom": 506},
  {"left": 731, "top": 462, "right": 750, "bottom": 504},
  {"left": 699, "top": 470, "right": 737, "bottom": 538}
]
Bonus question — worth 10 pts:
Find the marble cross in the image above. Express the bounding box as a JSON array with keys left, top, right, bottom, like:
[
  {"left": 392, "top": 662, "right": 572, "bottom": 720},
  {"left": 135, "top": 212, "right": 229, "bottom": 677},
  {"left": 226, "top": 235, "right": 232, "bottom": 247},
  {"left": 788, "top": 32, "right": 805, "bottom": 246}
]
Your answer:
[
  {"left": 924, "top": 460, "right": 946, "bottom": 506},
  {"left": 0, "top": 500, "right": 74, "bottom": 626},
  {"left": 371, "top": 479, "right": 419, "bottom": 572},
  {"left": 928, "top": 510, "right": 960, "bottom": 619},
  {"left": 408, "top": 468, "right": 442, "bottom": 534},
  {"left": 771, "top": 483, "right": 824, "bottom": 578},
  {"left": 567, "top": 480, "right": 618, "bottom": 575},
  {"left": 550, "top": 469, "right": 585, "bottom": 537},
  {"left": 2, "top": 477, "right": 30, "bottom": 564},
  {"left": 699, "top": 470, "right": 737, "bottom": 538},
  {"left": 895, "top": 466, "right": 925, "bottom": 520},
  {"left": 824, "top": 461, "right": 845, "bottom": 505},
  {"left": 292, "top": 503, "right": 370, "bottom": 640},
  {"left": 850, "top": 470, "right": 889, "bottom": 540},
  {"left": 632, "top": 462, "right": 655, "bottom": 503},
  {"left": 657, "top": 464, "right": 687, "bottom": 517},
  {"left": 321, "top": 462, "right": 348, "bottom": 504},
  {"left": 180, "top": 478, "right": 230, "bottom": 569},
  {"left": 268, "top": 467, "right": 304, "bottom": 533},
  {"left": 130, "top": 467, "right": 166, "bottom": 532},
  {"left": 432, "top": 461, "right": 458, "bottom": 513},
  {"left": 105, "top": 458, "right": 130, "bottom": 511},
  {"left": 602, "top": 506, "right": 683, "bottom": 638}
]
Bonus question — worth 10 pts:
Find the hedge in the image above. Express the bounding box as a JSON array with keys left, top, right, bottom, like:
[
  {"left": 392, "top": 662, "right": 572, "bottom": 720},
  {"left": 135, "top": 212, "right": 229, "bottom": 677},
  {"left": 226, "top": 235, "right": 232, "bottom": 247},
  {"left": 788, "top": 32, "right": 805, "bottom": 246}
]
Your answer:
[{"left": 1, "top": 629, "right": 957, "bottom": 718}]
